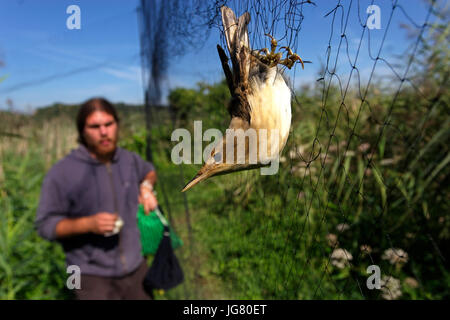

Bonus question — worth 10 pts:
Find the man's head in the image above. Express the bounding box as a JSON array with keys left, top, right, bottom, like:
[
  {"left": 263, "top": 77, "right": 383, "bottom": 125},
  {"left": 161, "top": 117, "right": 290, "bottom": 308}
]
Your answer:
[{"left": 77, "top": 98, "right": 119, "bottom": 161}]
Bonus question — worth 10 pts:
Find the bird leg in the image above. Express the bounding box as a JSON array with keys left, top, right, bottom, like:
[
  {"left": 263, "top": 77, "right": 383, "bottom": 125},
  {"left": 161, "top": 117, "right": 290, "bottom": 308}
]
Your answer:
[
  {"left": 251, "top": 34, "right": 304, "bottom": 69},
  {"left": 265, "top": 33, "right": 278, "bottom": 55},
  {"left": 280, "top": 46, "right": 305, "bottom": 69},
  {"left": 250, "top": 34, "right": 281, "bottom": 67}
]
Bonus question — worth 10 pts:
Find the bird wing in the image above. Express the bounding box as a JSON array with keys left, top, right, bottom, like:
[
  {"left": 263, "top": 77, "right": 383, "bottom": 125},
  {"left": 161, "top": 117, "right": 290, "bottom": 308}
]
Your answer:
[
  {"left": 221, "top": 6, "right": 238, "bottom": 55},
  {"left": 219, "top": 6, "right": 252, "bottom": 124}
]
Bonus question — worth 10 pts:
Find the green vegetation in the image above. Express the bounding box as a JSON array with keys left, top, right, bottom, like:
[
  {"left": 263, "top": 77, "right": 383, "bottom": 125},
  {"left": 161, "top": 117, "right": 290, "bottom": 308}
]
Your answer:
[{"left": 0, "top": 17, "right": 448, "bottom": 300}]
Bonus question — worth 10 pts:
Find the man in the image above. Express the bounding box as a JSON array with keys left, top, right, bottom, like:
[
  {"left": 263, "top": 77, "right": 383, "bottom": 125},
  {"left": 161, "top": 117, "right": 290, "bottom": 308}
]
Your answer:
[{"left": 35, "top": 97, "right": 158, "bottom": 299}]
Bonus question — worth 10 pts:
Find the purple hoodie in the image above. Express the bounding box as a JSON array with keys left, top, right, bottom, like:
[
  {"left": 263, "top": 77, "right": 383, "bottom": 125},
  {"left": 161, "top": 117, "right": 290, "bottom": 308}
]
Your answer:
[{"left": 35, "top": 144, "right": 155, "bottom": 277}]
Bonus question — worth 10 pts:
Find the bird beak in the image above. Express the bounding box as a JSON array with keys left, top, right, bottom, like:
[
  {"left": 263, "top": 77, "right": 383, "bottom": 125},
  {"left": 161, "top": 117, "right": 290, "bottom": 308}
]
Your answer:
[
  {"left": 181, "top": 162, "right": 267, "bottom": 192},
  {"left": 181, "top": 167, "right": 215, "bottom": 192}
]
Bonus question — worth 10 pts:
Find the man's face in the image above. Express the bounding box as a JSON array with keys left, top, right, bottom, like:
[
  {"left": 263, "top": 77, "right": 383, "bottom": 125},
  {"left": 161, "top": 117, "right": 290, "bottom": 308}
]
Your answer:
[{"left": 83, "top": 111, "right": 118, "bottom": 159}]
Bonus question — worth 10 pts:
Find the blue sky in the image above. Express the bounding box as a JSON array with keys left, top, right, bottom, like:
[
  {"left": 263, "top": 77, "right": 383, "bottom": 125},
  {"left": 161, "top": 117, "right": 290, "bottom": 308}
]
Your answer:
[{"left": 0, "top": 0, "right": 435, "bottom": 112}]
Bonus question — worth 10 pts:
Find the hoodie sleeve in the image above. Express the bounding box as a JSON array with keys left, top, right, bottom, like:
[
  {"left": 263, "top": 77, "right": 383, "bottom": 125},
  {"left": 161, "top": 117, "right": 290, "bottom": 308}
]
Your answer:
[{"left": 35, "top": 169, "right": 70, "bottom": 241}]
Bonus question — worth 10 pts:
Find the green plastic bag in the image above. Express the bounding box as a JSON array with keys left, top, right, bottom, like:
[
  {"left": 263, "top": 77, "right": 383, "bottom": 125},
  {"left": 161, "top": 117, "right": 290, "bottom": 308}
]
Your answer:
[{"left": 137, "top": 204, "right": 183, "bottom": 255}]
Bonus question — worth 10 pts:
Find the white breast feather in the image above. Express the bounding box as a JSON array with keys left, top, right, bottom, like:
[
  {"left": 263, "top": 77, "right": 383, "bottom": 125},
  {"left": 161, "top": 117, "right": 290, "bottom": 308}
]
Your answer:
[{"left": 248, "top": 67, "right": 292, "bottom": 157}]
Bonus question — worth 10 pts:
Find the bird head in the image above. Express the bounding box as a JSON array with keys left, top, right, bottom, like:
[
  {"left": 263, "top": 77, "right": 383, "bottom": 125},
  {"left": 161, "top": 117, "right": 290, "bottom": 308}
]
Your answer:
[{"left": 181, "top": 133, "right": 267, "bottom": 192}]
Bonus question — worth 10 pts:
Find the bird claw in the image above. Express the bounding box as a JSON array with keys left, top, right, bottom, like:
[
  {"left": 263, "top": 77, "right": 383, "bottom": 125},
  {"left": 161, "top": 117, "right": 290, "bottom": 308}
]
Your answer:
[
  {"left": 280, "top": 47, "right": 305, "bottom": 69},
  {"left": 251, "top": 35, "right": 305, "bottom": 70}
]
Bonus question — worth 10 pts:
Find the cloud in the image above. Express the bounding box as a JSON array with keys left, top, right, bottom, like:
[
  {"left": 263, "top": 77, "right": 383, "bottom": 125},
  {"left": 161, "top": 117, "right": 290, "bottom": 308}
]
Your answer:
[
  {"left": 101, "top": 66, "right": 141, "bottom": 82},
  {"left": 24, "top": 45, "right": 142, "bottom": 84}
]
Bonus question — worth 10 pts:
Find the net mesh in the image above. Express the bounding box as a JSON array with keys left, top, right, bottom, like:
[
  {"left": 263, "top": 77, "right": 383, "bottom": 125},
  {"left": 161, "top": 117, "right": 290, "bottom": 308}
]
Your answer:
[{"left": 138, "top": 0, "right": 449, "bottom": 299}]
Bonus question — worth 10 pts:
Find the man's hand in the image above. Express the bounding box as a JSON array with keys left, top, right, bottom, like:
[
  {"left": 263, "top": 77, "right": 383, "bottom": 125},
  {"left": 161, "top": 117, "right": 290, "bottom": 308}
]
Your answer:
[
  {"left": 139, "top": 183, "right": 158, "bottom": 214},
  {"left": 88, "top": 212, "right": 119, "bottom": 235},
  {"left": 55, "top": 212, "right": 118, "bottom": 238}
]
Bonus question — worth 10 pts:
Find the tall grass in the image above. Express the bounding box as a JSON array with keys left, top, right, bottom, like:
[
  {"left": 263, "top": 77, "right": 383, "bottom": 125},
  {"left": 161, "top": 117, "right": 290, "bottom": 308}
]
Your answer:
[{"left": 0, "top": 117, "right": 77, "bottom": 299}]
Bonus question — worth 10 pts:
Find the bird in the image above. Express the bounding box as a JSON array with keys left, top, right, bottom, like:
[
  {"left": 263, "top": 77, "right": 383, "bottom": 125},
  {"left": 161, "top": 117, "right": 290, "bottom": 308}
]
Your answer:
[{"left": 181, "top": 6, "right": 304, "bottom": 192}]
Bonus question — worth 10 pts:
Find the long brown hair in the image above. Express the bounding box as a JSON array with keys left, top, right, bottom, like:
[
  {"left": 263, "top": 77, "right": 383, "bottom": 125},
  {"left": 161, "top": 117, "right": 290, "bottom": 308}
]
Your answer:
[{"left": 76, "top": 97, "right": 120, "bottom": 146}]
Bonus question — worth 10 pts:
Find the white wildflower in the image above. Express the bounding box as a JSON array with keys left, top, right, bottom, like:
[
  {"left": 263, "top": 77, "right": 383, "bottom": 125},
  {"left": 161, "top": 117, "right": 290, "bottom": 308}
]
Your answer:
[
  {"left": 331, "top": 248, "right": 353, "bottom": 269},
  {"left": 336, "top": 223, "right": 350, "bottom": 233},
  {"left": 382, "top": 248, "right": 409, "bottom": 266},
  {"left": 381, "top": 276, "right": 402, "bottom": 300},
  {"left": 326, "top": 233, "right": 338, "bottom": 247}
]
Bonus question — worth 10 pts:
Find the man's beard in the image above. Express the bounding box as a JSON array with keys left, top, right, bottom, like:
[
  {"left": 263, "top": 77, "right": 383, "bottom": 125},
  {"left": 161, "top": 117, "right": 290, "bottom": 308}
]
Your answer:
[{"left": 87, "top": 136, "right": 118, "bottom": 159}]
